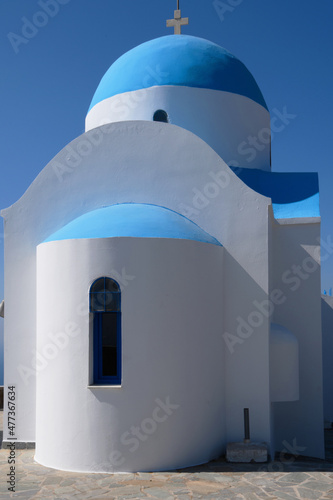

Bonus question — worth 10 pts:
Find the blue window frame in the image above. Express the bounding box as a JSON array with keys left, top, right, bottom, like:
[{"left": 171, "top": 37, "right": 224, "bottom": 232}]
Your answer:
[{"left": 90, "top": 277, "right": 121, "bottom": 385}]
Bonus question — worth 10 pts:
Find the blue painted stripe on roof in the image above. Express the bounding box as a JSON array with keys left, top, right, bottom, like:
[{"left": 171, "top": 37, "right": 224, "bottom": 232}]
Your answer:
[
  {"left": 231, "top": 168, "right": 320, "bottom": 219},
  {"left": 272, "top": 194, "right": 320, "bottom": 220},
  {"left": 44, "top": 203, "right": 222, "bottom": 246},
  {"left": 88, "top": 35, "right": 268, "bottom": 112}
]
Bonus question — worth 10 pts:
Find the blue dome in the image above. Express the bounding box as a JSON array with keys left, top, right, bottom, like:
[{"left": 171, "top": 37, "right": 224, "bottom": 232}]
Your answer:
[
  {"left": 88, "top": 35, "right": 267, "bottom": 112},
  {"left": 44, "top": 204, "right": 222, "bottom": 246}
]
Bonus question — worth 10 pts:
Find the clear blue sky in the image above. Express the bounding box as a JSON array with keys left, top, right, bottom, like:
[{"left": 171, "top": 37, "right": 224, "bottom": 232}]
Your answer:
[{"left": 0, "top": 0, "right": 333, "bottom": 381}]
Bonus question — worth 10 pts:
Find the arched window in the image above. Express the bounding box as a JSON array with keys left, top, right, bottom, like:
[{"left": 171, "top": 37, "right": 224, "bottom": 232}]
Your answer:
[
  {"left": 153, "top": 109, "right": 169, "bottom": 123},
  {"left": 90, "top": 277, "right": 121, "bottom": 385}
]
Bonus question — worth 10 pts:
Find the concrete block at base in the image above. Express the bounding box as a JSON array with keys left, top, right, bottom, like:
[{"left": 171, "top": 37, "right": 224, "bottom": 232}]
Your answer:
[
  {"left": 2, "top": 441, "right": 35, "bottom": 450},
  {"left": 226, "top": 442, "right": 268, "bottom": 463}
]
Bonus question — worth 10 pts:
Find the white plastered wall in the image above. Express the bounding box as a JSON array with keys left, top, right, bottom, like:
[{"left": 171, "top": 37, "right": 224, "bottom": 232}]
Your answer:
[
  {"left": 35, "top": 237, "right": 224, "bottom": 472},
  {"left": 271, "top": 220, "right": 324, "bottom": 459},
  {"left": 223, "top": 213, "right": 271, "bottom": 452},
  {"left": 270, "top": 323, "right": 299, "bottom": 403},
  {"left": 86, "top": 86, "right": 271, "bottom": 171},
  {"left": 2, "top": 122, "right": 271, "bottom": 450}
]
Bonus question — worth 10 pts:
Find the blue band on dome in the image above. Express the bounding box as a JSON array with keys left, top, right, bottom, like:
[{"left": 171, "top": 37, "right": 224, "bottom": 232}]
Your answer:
[{"left": 88, "top": 35, "right": 268, "bottom": 112}]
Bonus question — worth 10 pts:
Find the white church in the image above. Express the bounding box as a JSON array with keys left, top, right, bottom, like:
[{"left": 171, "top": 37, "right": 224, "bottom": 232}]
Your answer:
[{"left": 1, "top": 7, "right": 332, "bottom": 472}]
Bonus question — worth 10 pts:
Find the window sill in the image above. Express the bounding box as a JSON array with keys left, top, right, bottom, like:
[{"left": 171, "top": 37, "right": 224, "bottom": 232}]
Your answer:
[{"left": 87, "top": 385, "right": 122, "bottom": 389}]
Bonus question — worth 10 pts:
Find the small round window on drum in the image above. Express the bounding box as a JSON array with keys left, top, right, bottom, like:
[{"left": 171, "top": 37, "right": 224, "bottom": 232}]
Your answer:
[{"left": 153, "top": 110, "right": 169, "bottom": 123}]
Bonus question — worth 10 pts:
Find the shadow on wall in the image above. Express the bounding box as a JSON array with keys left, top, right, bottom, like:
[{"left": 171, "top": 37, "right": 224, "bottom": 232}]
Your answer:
[
  {"left": 322, "top": 297, "right": 333, "bottom": 425},
  {"left": 0, "top": 320, "right": 3, "bottom": 387},
  {"left": 271, "top": 223, "right": 323, "bottom": 460}
]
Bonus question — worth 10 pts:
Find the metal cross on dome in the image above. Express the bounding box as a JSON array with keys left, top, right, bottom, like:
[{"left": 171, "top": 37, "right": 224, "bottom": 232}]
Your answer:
[{"left": 167, "top": 0, "right": 189, "bottom": 35}]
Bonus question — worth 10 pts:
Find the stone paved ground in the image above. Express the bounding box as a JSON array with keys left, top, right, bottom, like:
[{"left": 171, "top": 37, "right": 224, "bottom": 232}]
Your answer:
[{"left": 0, "top": 411, "right": 333, "bottom": 500}]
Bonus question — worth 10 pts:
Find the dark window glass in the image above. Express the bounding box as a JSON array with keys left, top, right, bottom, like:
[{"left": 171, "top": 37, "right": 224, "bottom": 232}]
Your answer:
[
  {"left": 102, "top": 313, "right": 118, "bottom": 377},
  {"left": 90, "top": 277, "right": 120, "bottom": 313},
  {"left": 153, "top": 109, "right": 169, "bottom": 123}
]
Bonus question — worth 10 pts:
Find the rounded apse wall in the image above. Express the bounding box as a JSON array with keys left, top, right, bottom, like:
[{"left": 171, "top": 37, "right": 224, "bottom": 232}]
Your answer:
[{"left": 35, "top": 236, "right": 224, "bottom": 472}]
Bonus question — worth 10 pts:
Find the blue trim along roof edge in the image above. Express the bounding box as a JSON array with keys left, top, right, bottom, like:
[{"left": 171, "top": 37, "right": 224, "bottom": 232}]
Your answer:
[
  {"left": 231, "top": 167, "right": 320, "bottom": 220},
  {"left": 88, "top": 35, "right": 268, "bottom": 113},
  {"left": 43, "top": 203, "right": 222, "bottom": 246}
]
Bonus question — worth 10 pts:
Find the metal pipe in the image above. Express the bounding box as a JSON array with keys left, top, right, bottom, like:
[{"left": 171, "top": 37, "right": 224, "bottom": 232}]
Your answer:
[{"left": 244, "top": 408, "right": 250, "bottom": 443}]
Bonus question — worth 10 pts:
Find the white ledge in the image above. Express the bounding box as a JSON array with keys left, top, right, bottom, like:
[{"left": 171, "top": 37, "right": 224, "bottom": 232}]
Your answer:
[
  {"left": 87, "top": 385, "right": 122, "bottom": 389},
  {"left": 276, "top": 217, "right": 321, "bottom": 225}
]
